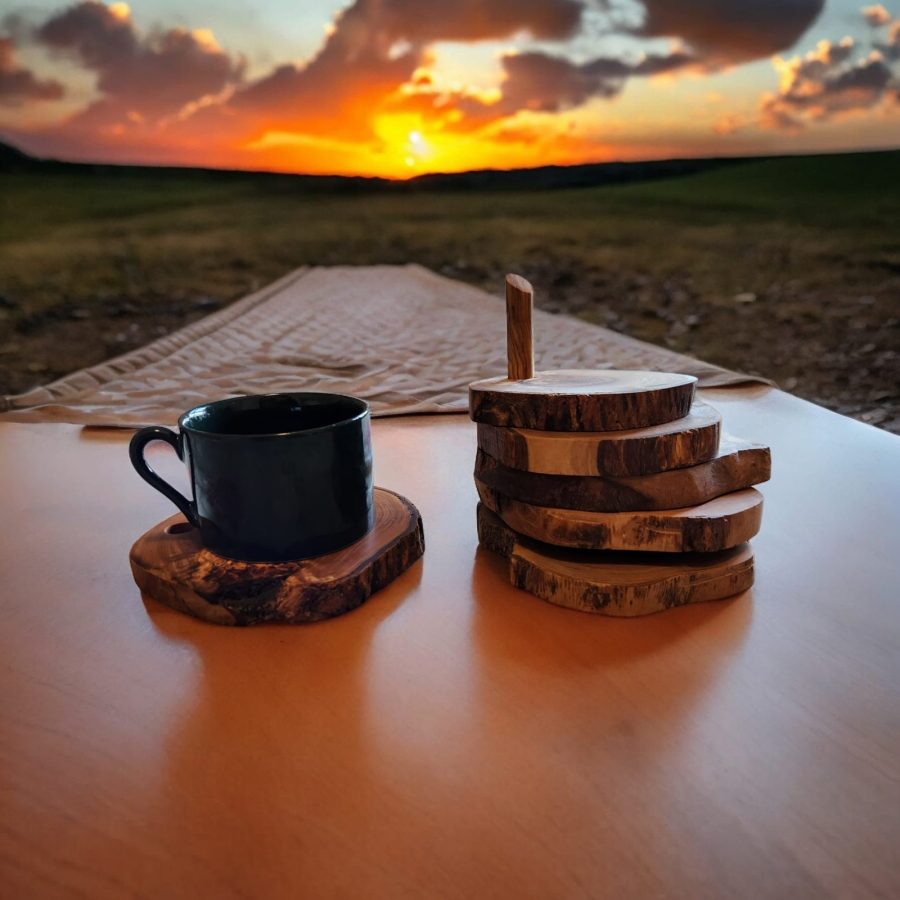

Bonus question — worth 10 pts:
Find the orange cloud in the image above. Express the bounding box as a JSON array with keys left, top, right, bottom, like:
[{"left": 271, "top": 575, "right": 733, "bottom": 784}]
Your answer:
[
  {"left": 876, "top": 18, "right": 900, "bottom": 60},
  {"left": 0, "top": 36, "right": 64, "bottom": 105},
  {"left": 37, "top": 1, "right": 244, "bottom": 126},
  {"left": 390, "top": 48, "right": 697, "bottom": 137},
  {"left": 760, "top": 33, "right": 899, "bottom": 130},
  {"left": 713, "top": 114, "right": 746, "bottom": 135},
  {"left": 204, "top": 0, "right": 587, "bottom": 144},
  {"left": 0, "top": 0, "right": 889, "bottom": 176},
  {"left": 862, "top": 5, "right": 892, "bottom": 27}
]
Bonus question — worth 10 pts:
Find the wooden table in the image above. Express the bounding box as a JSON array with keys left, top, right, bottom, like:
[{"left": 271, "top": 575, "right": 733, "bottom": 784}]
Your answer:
[{"left": 1, "top": 386, "right": 898, "bottom": 898}]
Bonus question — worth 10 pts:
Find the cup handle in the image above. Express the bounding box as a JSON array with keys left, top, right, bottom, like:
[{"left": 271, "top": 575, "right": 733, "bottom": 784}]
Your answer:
[{"left": 129, "top": 426, "right": 200, "bottom": 527}]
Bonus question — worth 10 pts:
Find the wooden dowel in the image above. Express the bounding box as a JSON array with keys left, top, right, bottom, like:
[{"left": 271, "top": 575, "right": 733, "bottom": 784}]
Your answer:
[{"left": 505, "top": 273, "right": 534, "bottom": 381}]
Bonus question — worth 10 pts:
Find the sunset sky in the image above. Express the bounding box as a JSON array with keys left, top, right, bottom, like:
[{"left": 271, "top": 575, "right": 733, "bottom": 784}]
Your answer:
[{"left": 1, "top": 0, "right": 898, "bottom": 177}]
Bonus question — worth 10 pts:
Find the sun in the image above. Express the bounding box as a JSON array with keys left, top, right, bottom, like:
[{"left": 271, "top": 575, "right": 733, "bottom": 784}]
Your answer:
[
  {"left": 405, "top": 129, "right": 430, "bottom": 166},
  {"left": 372, "top": 115, "right": 437, "bottom": 174}
]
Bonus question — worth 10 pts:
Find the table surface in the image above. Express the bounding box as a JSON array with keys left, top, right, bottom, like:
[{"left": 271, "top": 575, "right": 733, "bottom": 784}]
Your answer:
[{"left": 1, "top": 386, "right": 898, "bottom": 899}]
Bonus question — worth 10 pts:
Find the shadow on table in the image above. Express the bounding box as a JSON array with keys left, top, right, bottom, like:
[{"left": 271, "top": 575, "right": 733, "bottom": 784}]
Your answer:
[
  {"left": 133, "top": 561, "right": 422, "bottom": 888},
  {"left": 468, "top": 543, "right": 752, "bottom": 669},
  {"left": 465, "top": 544, "right": 754, "bottom": 787}
]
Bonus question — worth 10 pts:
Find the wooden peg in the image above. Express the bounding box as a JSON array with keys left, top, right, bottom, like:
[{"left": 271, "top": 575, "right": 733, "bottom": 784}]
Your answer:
[{"left": 505, "top": 274, "right": 534, "bottom": 381}]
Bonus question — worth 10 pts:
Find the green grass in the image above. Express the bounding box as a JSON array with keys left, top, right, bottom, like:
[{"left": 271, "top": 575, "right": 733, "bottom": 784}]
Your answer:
[
  {"left": 0, "top": 150, "right": 898, "bottom": 429},
  {"left": 614, "top": 152, "right": 900, "bottom": 223},
  {"left": 3, "top": 151, "right": 896, "bottom": 305}
]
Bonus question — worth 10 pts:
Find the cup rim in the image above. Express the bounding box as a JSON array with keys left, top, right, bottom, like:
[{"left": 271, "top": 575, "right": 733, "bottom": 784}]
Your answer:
[{"left": 178, "top": 392, "right": 369, "bottom": 439}]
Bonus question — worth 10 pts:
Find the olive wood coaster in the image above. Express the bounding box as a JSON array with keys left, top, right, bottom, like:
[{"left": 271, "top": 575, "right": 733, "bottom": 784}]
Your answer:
[
  {"left": 475, "top": 435, "right": 770, "bottom": 512},
  {"left": 470, "top": 369, "right": 697, "bottom": 432},
  {"left": 130, "top": 488, "right": 424, "bottom": 626},
  {"left": 476, "top": 399, "right": 721, "bottom": 477},
  {"left": 469, "top": 275, "right": 696, "bottom": 432},
  {"left": 476, "top": 480, "right": 763, "bottom": 553},
  {"left": 477, "top": 504, "right": 754, "bottom": 616}
]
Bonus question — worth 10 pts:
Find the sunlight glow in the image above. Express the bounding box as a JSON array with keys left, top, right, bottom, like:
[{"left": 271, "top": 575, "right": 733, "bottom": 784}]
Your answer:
[
  {"left": 3, "top": 0, "right": 896, "bottom": 177},
  {"left": 190, "top": 28, "right": 221, "bottom": 52}
]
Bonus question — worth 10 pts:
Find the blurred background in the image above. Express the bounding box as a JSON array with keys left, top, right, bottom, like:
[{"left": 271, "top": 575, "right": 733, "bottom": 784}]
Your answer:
[{"left": 1, "top": 0, "right": 898, "bottom": 429}]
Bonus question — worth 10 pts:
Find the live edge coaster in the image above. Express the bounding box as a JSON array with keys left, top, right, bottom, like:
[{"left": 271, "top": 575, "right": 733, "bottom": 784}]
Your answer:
[
  {"left": 475, "top": 435, "right": 770, "bottom": 512},
  {"left": 469, "top": 370, "right": 697, "bottom": 432},
  {"left": 477, "top": 399, "right": 722, "bottom": 477},
  {"left": 478, "top": 504, "right": 754, "bottom": 617},
  {"left": 130, "top": 488, "right": 424, "bottom": 626},
  {"left": 477, "top": 480, "right": 763, "bottom": 553}
]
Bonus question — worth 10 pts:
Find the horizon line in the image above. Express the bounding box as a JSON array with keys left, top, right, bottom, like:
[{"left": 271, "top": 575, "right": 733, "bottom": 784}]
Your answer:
[{"left": 2, "top": 136, "right": 899, "bottom": 183}]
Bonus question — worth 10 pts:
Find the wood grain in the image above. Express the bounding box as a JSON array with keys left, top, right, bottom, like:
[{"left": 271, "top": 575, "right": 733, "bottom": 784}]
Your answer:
[
  {"left": 469, "top": 369, "right": 697, "bottom": 431},
  {"left": 476, "top": 399, "right": 722, "bottom": 476},
  {"left": 476, "top": 435, "right": 770, "bottom": 512},
  {"left": 505, "top": 273, "right": 534, "bottom": 381},
  {"left": 477, "top": 504, "right": 754, "bottom": 616},
  {"left": 3, "top": 396, "right": 900, "bottom": 899},
  {"left": 477, "top": 480, "right": 763, "bottom": 552},
  {"left": 129, "top": 488, "right": 424, "bottom": 626}
]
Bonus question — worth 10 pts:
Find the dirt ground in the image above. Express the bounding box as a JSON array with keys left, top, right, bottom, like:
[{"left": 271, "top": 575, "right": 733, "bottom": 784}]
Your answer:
[{"left": 2, "top": 258, "right": 895, "bottom": 432}]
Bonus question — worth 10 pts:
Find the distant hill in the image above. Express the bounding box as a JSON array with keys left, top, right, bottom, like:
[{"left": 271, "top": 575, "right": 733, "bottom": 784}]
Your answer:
[
  {"left": 0, "top": 138, "right": 34, "bottom": 168},
  {"left": 406, "top": 157, "right": 749, "bottom": 190},
  {"left": 0, "top": 136, "right": 896, "bottom": 194},
  {"left": 0, "top": 137, "right": 393, "bottom": 192}
]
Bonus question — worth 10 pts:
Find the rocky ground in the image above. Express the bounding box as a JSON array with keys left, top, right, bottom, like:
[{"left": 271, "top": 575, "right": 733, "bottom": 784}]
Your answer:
[{"left": 456, "top": 260, "right": 900, "bottom": 433}]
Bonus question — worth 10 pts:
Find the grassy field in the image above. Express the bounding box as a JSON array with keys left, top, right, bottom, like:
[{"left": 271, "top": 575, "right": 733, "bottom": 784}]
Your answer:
[{"left": 1, "top": 150, "right": 898, "bottom": 430}]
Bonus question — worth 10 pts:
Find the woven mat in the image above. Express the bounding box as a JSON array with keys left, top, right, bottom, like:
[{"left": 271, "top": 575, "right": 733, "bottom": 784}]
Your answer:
[{"left": 0, "top": 265, "right": 766, "bottom": 427}]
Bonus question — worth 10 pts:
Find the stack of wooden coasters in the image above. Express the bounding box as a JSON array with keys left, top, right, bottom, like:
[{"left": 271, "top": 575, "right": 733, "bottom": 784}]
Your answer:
[{"left": 469, "top": 275, "right": 771, "bottom": 616}]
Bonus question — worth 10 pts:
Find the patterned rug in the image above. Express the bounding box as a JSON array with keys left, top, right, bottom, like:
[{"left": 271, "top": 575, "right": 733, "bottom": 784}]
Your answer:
[{"left": 0, "top": 265, "right": 767, "bottom": 426}]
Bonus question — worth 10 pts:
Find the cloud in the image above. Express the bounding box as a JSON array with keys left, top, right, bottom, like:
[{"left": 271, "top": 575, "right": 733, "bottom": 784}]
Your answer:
[
  {"left": 875, "top": 19, "right": 900, "bottom": 60},
  {"left": 1, "top": 0, "right": 888, "bottom": 173},
  {"left": 0, "top": 35, "right": 64, "bottom": 106},
  {"left": 244, "top": 0, "right": 825, "bottom": 138},
  {"left": 2, "top": 0, "right": 592, "bottom": 165},
  {"left": 12, "top": 0, "right": 824, "bottom": 147},
  {"left": 223, "top": 7, "right": 420, "bottom": 142},
  {"left": 862, "top": 5, "right": 892, "bottom": 27},
  {"left": 760, "top": 36, "right": 899, "bottom": 129},
  {"left": 37, "top": 1, "right": 244, "bottom": 125},
  {"left": 860, "top": 5, "right": 900, "bottom": 60},
  {"left": 360, "top": 0, "right": 585, "bottom": 42},
  {"left": 634, "top": 0, "right": 825, "bottom": 63},
  {"left": 391, "top": 47, "right": 696, "bottom": 133},
  {"left": 713, "top": 113, "right": 746, "bottom": 135},
  {"left": 221, "top": 0, "right": 587, "bottom": 140},
  {"left": 777, "top": 35, "right": 858, "bottom": 83},
  {"left": 480, "top": 117, "right": 595, "bottom": 163},
  {"left": 499, "top": 49, "right": 695, "bottom": 113},
  {"left": 382, "top": 0, "right": 824, "bottom": 132}
]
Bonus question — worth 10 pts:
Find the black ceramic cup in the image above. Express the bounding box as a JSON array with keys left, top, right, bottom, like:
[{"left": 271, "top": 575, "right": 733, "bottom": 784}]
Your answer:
[{"left": 129, "top": 392, "right": 373, "bottom": 562}]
